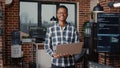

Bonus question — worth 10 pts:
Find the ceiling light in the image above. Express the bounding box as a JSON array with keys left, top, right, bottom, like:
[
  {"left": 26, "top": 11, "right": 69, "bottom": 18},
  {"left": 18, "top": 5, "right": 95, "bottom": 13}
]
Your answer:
[
  {"left": 108, "top": 2, "right": 120, "bottom": 8},
  {"left": 93, "top": 3, "right": 104, "bottom": 12}
]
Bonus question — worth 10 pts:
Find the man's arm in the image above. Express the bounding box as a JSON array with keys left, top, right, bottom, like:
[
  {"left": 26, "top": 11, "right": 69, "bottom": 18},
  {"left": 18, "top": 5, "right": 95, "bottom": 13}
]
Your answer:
[
  {"left": 44, "top": 28, "right": 53, "bottom": 57},
  {"left": 73, "top": 28, "right": 80, "bottom": 43}
]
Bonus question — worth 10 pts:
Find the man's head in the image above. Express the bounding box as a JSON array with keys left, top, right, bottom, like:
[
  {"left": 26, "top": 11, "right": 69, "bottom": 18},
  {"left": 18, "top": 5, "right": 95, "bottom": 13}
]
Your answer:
[{"left": 57, "top": 5, "right": 68, "bottom": 22}]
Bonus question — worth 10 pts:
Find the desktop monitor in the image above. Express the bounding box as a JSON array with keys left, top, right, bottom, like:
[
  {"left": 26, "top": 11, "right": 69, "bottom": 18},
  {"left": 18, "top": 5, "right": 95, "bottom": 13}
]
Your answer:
[
  {"left": 29, "top": 26, "right": 46, "bottom": 43},
  {"left": 96, "top": 13, "right": 120, "bottom": 53}
]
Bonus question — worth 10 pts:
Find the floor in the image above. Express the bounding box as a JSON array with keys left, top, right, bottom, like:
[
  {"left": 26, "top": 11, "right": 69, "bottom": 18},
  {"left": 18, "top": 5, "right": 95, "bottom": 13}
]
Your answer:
[
  {"left": 3, "top": 59, "right": 26, "bottom": 68},
  {"left": 3, "top": 64, "right": 24, "bottom": 68},
  {"left": 3, "top": 66, "right": 21, "bottom": 68},
  {"left": 3, "top": 62, "right": 84, "bottom": 68}
]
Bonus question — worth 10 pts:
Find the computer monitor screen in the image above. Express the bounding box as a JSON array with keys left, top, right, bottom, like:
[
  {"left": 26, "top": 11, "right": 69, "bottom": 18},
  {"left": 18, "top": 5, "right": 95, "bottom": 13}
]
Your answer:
[
  {"left": 96, "top": 13, "right": 120, "bottom": 53},
  {"left": 29, "top": 26, "right": 46, "bottom": 43}
]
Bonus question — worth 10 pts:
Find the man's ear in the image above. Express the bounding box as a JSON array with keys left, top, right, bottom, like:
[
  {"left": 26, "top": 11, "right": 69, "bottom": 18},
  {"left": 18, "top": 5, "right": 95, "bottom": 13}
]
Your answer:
[{"left": 67, "top": 14, "right": 68, "bottom": 17}]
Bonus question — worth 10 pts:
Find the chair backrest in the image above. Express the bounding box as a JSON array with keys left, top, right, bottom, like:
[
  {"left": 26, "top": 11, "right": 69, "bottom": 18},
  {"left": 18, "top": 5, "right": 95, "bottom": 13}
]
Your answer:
[
  {"left": 11, "top": 30, "right": 21, "bottom": 45},
  {"left": 74, "top": 49, "right": 86, "bottom": 63},
  {"left": 11, "top": 45, "right": 22, "bottom": 58},
  {"left": 11, "top": 31, "right": 22, "bottom": 58}
]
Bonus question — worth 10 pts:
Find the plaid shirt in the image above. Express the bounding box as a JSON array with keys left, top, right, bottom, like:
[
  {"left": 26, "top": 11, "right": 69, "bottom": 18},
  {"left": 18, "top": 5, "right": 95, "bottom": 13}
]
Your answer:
[{"left": 44, "top": 23, "right": 80, "bottom": 67}]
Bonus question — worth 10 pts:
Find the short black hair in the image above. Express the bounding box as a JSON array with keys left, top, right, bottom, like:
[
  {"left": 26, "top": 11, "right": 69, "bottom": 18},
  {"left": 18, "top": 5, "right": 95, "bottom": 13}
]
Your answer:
[{"left": 57, "top": 5, "right": 68, "bottom": 13}]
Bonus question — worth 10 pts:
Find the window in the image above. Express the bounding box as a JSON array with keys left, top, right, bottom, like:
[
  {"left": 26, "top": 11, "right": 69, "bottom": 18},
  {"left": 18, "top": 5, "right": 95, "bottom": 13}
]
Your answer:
[
  {"left": 60, "top": 3, "right": 76, "bottom": 26},
  {"left": 41, "top": 4, "right": 57, "bottom": 28},
  {"left": 20, "top": 1, "right": 77, "bottom": 40},
  {"left": 20, "top": 2, "right": 38, "bottom": 34}
]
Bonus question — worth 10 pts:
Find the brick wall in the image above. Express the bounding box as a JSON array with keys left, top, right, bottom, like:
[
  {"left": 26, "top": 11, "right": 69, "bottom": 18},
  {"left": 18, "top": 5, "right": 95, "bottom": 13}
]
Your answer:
[
  {"left": 99, "top": 0, "right": 120, "bottom": 13},
  {"left": 0, "top": 21, "right": 3, "bottom": 67},
  {"left": 4, "top": 0, "right": 19, "bottom": 65},
  {"left": 0, "top": 0, "right": 5, "bottom": 67},
  {"left": 4, "top": 0, "right": 90, "bottom": 66},
  {"left": 22, "top": 43, "right": 33, "bottom": 68}
]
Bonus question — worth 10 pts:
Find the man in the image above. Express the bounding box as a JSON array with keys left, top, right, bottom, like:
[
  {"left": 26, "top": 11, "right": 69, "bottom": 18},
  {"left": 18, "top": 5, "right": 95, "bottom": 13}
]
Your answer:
[{"left": 44, "top": 5, "right": 80, "bottom": 68}]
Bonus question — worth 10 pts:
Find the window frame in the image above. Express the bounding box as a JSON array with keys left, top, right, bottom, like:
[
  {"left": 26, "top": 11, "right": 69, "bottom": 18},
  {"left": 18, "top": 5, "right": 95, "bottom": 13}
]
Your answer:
[{"left": 19, "top": 0, "right": 77, "bottom": 34}]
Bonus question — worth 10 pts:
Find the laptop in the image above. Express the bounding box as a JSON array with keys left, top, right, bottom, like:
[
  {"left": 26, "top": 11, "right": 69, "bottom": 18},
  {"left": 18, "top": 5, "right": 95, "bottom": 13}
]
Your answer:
[{"left": 56, "top": 42, "right": 84, "bottom": 55}]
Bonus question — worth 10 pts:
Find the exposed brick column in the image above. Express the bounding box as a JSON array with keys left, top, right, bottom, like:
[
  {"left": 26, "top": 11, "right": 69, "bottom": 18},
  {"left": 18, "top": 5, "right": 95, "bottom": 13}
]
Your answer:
[
  {"left": 0, "top": 20, "right": 3, "bottom": 68},
  {"left": 5, "top": 0, "right": 19, "bottom": 65}
]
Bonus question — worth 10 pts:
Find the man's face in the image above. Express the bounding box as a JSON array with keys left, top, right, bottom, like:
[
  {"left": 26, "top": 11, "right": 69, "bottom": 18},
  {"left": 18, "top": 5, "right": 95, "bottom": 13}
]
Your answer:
[{"left": 57, "top": 8, "right": 68, "bottom": 22}]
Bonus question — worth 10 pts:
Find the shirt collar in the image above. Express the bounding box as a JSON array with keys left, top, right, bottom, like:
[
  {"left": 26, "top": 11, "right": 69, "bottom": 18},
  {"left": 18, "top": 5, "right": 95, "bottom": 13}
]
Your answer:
[{"left": 56, "top": 22, "right": 69, "bottom": 30}]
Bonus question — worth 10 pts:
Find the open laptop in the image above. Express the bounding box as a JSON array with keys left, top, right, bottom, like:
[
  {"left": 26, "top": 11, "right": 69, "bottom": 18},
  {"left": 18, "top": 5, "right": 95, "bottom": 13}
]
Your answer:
[{"left": 56, "top": 42, "right": 84, "bottom": 55}]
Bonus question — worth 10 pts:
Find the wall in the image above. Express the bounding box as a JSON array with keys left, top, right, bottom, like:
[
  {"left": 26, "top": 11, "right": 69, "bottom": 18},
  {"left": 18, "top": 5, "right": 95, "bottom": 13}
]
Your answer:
[
  {"left": 99, "top": 0, "right": 120, "bottom": 13},
  {"left": 0, "top": 0, "right": 5, "bottom": 67},
  {"left": 90, "top": 0, "right": 99, "bottom": 11},
  {"left": 4, "top": 0, "right": 19, "bottom": 65}
]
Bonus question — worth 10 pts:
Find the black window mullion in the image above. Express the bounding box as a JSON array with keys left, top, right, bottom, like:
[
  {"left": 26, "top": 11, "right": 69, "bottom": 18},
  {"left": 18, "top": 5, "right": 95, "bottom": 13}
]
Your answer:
[
  {"left": 38, "top": 2, "right": 42, "bottom": 27},
  {"left": 74, "top": 3, "right": 77, "bottom": 28}
]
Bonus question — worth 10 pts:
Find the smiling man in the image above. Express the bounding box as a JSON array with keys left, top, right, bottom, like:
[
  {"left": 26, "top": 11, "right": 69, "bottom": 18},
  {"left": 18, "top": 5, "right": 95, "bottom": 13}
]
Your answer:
[{"left": 44, "top": 5, "right": 80, "bottom": 68}]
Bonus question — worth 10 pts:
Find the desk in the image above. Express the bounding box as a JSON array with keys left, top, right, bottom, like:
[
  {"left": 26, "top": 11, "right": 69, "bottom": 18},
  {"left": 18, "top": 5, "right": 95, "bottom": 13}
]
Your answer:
[
  {"left": 34, "top": 43, "right": 44, "bottom": 68},
  {"left": 34, "top": 43, "right": 51, "bottom": 68}
]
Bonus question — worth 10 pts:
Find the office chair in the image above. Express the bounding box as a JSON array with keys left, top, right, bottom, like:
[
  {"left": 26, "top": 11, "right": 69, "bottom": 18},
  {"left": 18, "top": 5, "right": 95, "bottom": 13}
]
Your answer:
[{"left": 75, "top": 49, "right": 86, "bottom": 68}]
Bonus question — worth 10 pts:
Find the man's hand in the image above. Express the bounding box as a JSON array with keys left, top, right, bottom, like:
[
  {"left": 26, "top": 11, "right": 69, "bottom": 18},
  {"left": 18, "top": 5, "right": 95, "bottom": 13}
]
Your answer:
[
  {"left": 53, "top": 53, "right": 72, "bottom": 58},
  {"left": 63, "top": 53, "right": 71, "bottom": 57},
  {"left": 53, "top": 53, "right": 62, "bottom": 58}
]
